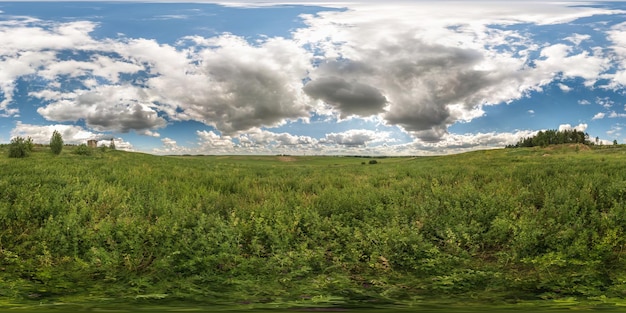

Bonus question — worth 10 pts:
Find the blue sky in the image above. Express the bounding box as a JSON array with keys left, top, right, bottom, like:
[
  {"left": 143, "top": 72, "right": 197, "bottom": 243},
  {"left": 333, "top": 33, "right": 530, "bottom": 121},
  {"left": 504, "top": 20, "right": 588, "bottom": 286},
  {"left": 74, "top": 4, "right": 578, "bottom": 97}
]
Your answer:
[{"left": 2, "top": 1, "right": 626, "bottom": 155}]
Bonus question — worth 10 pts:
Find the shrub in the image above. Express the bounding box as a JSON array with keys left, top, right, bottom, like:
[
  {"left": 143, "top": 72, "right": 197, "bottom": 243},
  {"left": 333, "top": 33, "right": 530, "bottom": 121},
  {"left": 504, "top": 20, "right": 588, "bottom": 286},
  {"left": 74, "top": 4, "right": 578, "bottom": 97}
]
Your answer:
[
  {"left": 75, "top": 144, "right": 92, "bottom": 156},
  {"left": 368, "top": 159, "right": 378, "bottom": 164},
  {"left": 8, "top": 136, "right": 33, "bottom": 158},
  {"left": 50, "top": 130, "right": 63, "bottom": 155}
]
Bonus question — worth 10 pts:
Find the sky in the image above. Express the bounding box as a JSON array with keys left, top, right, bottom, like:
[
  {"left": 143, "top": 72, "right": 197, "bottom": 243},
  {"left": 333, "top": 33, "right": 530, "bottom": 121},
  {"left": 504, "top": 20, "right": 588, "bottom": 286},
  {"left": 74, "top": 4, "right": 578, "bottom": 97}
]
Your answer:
[{"left": 1, "top": 1, "right": 626, "bottom": 155}]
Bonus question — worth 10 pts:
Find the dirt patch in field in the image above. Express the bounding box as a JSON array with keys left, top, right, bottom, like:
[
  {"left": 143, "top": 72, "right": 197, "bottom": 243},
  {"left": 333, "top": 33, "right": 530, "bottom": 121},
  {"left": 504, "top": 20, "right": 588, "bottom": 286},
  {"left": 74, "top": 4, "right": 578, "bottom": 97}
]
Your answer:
[
  {"left": 543, "top": 143, "right": 591, "bottom": 151},
  {"left": 277, "top": 156, "right": 297, "bottom": 162}
]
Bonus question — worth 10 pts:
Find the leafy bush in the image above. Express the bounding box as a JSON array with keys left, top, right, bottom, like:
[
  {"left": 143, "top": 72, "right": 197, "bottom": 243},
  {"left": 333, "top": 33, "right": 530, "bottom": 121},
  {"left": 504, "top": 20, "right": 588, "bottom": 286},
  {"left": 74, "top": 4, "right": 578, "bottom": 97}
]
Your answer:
[
  {"left": 368, "top": 159, "right": 378, "bottom": 164},
  {"left": 50, "top": 130, "right": 63, "bottom": 155},
  {"left": 75, "top": 143, "right": 92, "bottom": 156},
  {"left": 8, "top": 136, "right": 33, "bottom": 158}
]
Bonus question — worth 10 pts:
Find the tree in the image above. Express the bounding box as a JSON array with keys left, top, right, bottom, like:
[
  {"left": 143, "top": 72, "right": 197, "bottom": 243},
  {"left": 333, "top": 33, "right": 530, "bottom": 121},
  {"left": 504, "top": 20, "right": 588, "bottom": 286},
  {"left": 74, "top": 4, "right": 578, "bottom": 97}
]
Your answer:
[
  {"left": 8, "top": 136, "right": 33, "bottom": 158},
  {"left": 614, "top": 139, "right": 618, "bottom": 145},
  {"left": 50, "top": 130, "right": 63, "bottom": 155},
  {"left": 109, "top": 139, "right": 116, "bottom": 150}
]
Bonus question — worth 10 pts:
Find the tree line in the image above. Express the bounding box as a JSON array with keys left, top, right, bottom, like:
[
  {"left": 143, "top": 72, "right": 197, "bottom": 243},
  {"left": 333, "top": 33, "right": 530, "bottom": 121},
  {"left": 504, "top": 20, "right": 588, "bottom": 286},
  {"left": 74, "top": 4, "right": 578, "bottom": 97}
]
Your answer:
[{"left": 506, "top": 129, "right": 592, "bottom": 148}]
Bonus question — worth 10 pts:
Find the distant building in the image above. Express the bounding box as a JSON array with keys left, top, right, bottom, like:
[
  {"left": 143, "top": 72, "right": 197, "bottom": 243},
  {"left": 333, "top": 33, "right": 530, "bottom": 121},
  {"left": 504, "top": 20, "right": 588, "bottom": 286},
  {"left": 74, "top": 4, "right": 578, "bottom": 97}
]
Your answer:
[{"left": 87, "top": 139, "right": 98, "bottom": 148}]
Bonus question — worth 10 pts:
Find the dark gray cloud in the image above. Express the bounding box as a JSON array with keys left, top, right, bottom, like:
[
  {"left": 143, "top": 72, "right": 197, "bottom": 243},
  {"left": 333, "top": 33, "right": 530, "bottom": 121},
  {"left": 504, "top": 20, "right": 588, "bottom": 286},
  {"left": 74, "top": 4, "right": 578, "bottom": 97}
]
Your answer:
[
  {"left": 303, "top": 76, "right": 387, "bottom": 118},
  {"left": 87, "top": 102, "right": 165, "bottom": 134},
  {"left": 307, "top": 38, "right": 503, "bottom": 141},
  {"left": 377, "top": 42, "right": 495, "bottom": 133}
]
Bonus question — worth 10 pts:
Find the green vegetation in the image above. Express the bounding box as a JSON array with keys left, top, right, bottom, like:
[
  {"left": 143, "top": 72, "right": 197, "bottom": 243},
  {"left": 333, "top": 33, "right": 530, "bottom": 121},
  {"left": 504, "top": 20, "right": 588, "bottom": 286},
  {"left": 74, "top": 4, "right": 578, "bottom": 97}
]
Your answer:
[
  {"left": 507, "top": 129, "right": 591, "bottom": 148},
  {"left": 7, "top": 137, "right": 33, "bottom": 158},
  {"left": 74, "top": 143, "right": 92, "bottom": 156},
  {"left": 49, "top": 131, "right": 63, "bottom": 155},
  {"left": 1, "top": 145, "right": 626, "bottom": 310}
]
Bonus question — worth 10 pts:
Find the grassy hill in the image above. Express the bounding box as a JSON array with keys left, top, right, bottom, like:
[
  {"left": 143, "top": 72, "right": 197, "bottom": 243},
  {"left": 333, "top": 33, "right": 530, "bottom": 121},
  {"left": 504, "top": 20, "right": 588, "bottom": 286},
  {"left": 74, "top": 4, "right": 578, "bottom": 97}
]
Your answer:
[{"left": 1, "top": 145, "right": 626, "bottom": 309}]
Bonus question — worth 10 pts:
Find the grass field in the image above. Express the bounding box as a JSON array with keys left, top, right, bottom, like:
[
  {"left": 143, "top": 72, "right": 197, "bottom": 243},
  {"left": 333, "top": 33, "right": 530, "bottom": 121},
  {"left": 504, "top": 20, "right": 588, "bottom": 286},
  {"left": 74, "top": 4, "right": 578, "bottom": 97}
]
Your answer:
[{"left": 1, "top": 144, "right": 626, "bottom": 310}]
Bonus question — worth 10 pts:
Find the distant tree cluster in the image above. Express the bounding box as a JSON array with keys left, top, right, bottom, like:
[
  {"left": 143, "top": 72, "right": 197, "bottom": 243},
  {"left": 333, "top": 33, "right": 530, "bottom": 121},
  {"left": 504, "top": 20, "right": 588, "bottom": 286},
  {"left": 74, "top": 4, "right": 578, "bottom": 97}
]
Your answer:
[
  {"left": 5, "top": 131, "right": 121, "bottom": 158},
  {"left": 507, "top": 129, "right": 591, "bottom": 148}
]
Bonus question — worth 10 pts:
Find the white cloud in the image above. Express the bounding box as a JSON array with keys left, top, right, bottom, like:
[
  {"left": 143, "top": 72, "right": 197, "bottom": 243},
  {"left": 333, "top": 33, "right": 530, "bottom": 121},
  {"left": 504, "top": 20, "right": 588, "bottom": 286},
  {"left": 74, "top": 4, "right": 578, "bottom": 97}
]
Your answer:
[
  {"left": 0, "top": 21, "right": 102, "bottom": 115},
  {"left": 608, "top": 111, "right": 626, "bottom": 118},
  {"left": 607, "top": 125, "right": 623, "bottom": 137},
  {"left": 528, "top": 110, "right": 535, "bottom": 114},
  {"left": 239, "top": 128, "right": 317, "bottom": 147},
  {"left": 558, "top": 123, "right": 588, "bottom": 132},
  {"left": 35, "top": 85, "right": 167, "bottom": 134},
  {"left": 578, "top": 99, "right": 591, "bottom": 105},
  {"left": 294, "top": 2, "right": 614, "bottom": 142},
  {"left": 533, "top": 43, "right": 608, "bottom": 86},
  {"left": 147, "top": 34, "right": 313, "bottom": 135},
  {"left": 605, "top": 22, "right": 626, "bottom": 88},
  {"left": 380, "top": 130, "right": 537, "bottom": 156},
  {"left": 108, "top": 137, "right": 134, "bottom": 151},
  {"left": 558, "top": 83, "right": 572, "bottom": 92},
  {"left": 321, "top": 129, "right": 390, "bottom": 147},
  {"left": 592, "top": 112, "right": 606, "bottom": 120},
  {"left": 197, "top": 130, "right": 236, "bottom": 151},
  {"left": 564, "top": 33, "right": 591, "bottom": 45},
  {"left": 154, "top": 137, "right": 190, "bottom": 154},
  {"left": 10, "top": 121, "right": 102, "bottom": 144},
  {"left": 37, "top": 55, "right": 143, "bottom": 83},
  {"left": 596, "top": 97, "right": 615, "bottom": 108}
]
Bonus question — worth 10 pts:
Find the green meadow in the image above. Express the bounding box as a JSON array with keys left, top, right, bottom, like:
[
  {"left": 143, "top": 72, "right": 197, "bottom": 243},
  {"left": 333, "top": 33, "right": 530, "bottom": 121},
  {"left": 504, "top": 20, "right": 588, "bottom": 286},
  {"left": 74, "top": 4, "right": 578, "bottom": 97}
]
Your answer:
[{"left": 1, "top": 144, "right": 626, "bottom": 311}]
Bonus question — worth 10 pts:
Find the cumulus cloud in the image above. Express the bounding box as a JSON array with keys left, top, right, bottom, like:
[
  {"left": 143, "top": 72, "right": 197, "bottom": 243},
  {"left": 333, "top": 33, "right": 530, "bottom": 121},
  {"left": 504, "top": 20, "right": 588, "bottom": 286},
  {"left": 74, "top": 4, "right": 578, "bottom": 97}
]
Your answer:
[
  {"left": 11, "top": 121, "right": 102, "bottom": 144},
  {"left": 197, "top": 130, "right": 236, "bottom": 151},
  {"left": 153, "top": 137, "right": 190, "bottom": 154},
  {"left": 606, "top": 125, "right": 623, "bottom": 138},
  {"left": 534, "top": 44, "right": 608, "bottom": 86},
  {"left": 355, "top": 130, "right": 537, "bottom": 156},
  {"left": 564, "top": 33, "right": 591, "bottom": 45},
  {"left": 148, "top": 35, "right": 312, "bottom": 135},
  {"left": 294, "top": 2, "right": 615, "bottom": 142},
  {"left": 607, "top": 22, "right": 626, "bottom": 87},
  {"left": 592, "top": 112, "right": 606, "bottom": 120},
  {"left": 303, "top": 76, "right": 387, "bottom": 119},
  {"left": 558, "top": 123, "right": 588, "bottom": 132},
  {"left": 608, "top": 111, "right": 626, "bottom": 118},
  {"left": 304, "top": 37, "right": 517, "bottom": 141},
  {"left": 558, "top": 83, "right": 571, "bottom": 92},
  {"left": 239, "top": 128, "right": 317, "bottom": 147},
  {"left": 596, "top": 97, "right": 614, "bottom": 108},
  {"left": 321, "top": 129, "right": 390, "bottom": 147},
  {"left": 34, "top": 85, "right": 167, "bottom": 134},
  {"left": 108, "top": 138, "right": 134, "bottom": 151},
  {"left": 0, "top": 21, "right": 100, "bottom": 115},
  {"left": 37, "top": 55, "right": 143, "bottom": 83}
]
